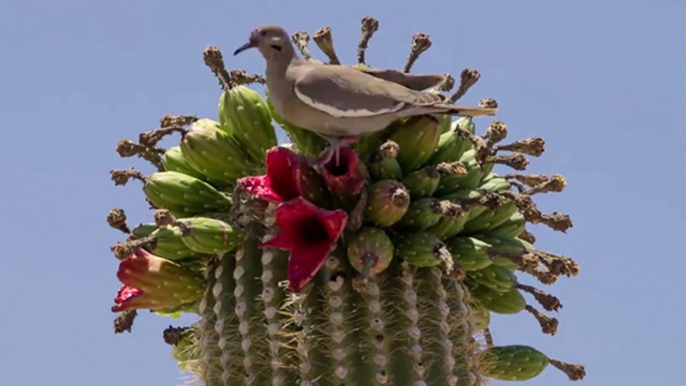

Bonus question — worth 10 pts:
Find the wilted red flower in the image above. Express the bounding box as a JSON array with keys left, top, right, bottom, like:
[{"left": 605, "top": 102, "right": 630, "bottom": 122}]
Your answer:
[
  {"left": 237, "top": 146, "right": 329, "bottom": 206},
  {"left": 111, "top": 248, "right": 204, "bottom": 312},
  {"left": 261, "top": 197, "right": 348, "bottom": 292},
  {"left": 321, "top": 147, "right": 368, "bottom": 200}
]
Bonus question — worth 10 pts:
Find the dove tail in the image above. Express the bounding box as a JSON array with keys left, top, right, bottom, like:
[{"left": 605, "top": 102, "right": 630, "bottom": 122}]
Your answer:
[{"left": 434, "top": 103, "right": 497, "bottom": 117}]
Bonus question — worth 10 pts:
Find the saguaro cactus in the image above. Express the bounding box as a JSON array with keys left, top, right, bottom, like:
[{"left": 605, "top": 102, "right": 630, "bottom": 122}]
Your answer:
[{"left": 108, "top": 17, "right": 585, "bottom": 386}]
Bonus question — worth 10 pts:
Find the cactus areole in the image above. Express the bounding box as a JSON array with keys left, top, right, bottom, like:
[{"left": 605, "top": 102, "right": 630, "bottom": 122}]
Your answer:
[{"left": 108, "top": 17, "right": 586, "bottom": 386}]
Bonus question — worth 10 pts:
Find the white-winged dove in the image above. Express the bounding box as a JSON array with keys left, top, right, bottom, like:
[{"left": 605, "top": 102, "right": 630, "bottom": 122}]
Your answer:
[{"left": 234, "top": 25, "right": 496, "bottom": 163}]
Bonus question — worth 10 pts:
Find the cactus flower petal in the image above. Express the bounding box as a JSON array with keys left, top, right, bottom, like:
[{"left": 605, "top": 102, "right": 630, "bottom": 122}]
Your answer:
[
  {"left": 321, "top": 147, "right": 367, "bottom": 198},
  {"left": 261, "top": 197, "right": 347, "bottom": 292},
  {"left": 111, "top": 248, "right": 204, "bottom": 312},
  {"left": 238, "top": 146, "right": 327, "bottom": 205}
]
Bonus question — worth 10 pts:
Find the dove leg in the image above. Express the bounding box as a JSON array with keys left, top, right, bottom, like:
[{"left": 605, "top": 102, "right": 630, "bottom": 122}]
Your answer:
[{"left": 317, "top": 135, "right": 361, "bottom": 166}]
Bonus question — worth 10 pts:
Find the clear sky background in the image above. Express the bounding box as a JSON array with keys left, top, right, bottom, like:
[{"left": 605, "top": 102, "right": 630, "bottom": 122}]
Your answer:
[{"left": 1, "top": 0, "right": 684, "bottom": 385}]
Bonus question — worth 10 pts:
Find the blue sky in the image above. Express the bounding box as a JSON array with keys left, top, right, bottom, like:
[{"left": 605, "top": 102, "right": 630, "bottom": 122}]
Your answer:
[{"left": 1, "top": 0, "right": 684, "bottom": 385}]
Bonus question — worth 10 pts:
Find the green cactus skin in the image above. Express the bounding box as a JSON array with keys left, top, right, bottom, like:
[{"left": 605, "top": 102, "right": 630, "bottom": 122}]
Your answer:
[
  {"left": 429, "top": 117, "right": 476, "bottom": 165},
  {"left": 388, "top": 115, "right": 442, "bottom": 172},
  {"left": 131, "top": 223, "right": 195, "bottom": 260},
  {"left": 402, "top": 166, "right": 440, "bottom": 198},
  {"left": 218, "top": 86, "right": 278, "bottom": 165},
  {"left": 471, "top": 303, "right": 491, "bottom": 330},
  {"left": 368, "top": 153, "right": 403, "bottom": 181},
  {"left": 463, "top": 200, "right": 518, "bottom": 235},
  {"left": 142, "top": 171, "right": 233, "bottom": 217},
  {"left": 162, "top": 146, "right": 207, "bottom": 180},
  {"left": 435, "top": 150, "right": 484, "bottom": 196},
  {"left": 468, "top": 264, "right": 517, "bottom": 293},
  {"left": 180, "top": 119, "right": 258, "bottom": 188},
  {"left": 346, "top": 226, "right": 395, "bottom": 276},
  {"left": 479, "top": 345, "right": 549, "bottom": 381},
  {"left": 190, "top": 232, "right": 483, "bottom": 386},
  {"left": 397, "top": 197, "right": 444, "bottom": 230},
  {"left": 489, "top": 212, "right": 526, "bottom": 238},
  {"left": 476, "top": 234, "right": 534, "bottom": 271},
  {"left": 394, "top": 231, "right": 452, "bottom": 268},
  {"left": 174, "top": 217, "right": 245, "bottom": 254},
  {"left": 364, "top": 180, "right": 411, "bottom": 227},
  {"left": 444, "top": 236, "right": 495, "bottom": 271},
  {"left": 470, "top": 285, "right": 526, "bottom": 314}
]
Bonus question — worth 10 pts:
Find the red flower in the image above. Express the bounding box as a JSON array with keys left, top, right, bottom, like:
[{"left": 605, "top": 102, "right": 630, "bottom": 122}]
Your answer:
[
  {"left": 111, "top": 249, "right": 204, "bottom": 312},
  {"left": 261, "top": 197, "right": 348, "bottom": 293},
  {"left": 237, "top": 146, "right": 328, "bottom": 206},
  {"left": 321, "top": 147, "right": 368, "bottom": 199}
]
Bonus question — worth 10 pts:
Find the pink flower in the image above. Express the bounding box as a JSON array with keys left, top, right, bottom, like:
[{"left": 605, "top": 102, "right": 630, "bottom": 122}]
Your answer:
[
  {"left": 321, "top": 147, "right": 368, "bottom": 200},
  {"left": 261, "top": 197, "right": 348, "bottom": 293},
  {"left": 237, "top": 146, "right": 328, "bottom": 206},
  {"left": 111, "top": 249, "right": 204, "bottom": 312}
]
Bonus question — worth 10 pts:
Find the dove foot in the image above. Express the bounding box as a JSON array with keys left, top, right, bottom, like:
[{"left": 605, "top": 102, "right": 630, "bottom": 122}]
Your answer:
[{"left": 313, "top": 135, "right": 362, "bottom": 167}]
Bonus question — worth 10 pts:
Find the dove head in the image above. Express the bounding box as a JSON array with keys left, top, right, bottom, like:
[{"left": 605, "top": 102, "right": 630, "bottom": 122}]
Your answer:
[{"left": 234, "top": 25, "right": 295, "bottom": 61}]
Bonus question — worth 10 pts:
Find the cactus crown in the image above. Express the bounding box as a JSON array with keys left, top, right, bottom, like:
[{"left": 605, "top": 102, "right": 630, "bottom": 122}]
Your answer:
[{"left": 108, "top": 17, "right": 585, "bottom": 386}]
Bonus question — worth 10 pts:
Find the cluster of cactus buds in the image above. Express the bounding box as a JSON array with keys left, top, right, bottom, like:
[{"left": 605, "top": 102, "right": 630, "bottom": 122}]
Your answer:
[{"left": 107, "top": 16, "right": 585, "bottom": 386}]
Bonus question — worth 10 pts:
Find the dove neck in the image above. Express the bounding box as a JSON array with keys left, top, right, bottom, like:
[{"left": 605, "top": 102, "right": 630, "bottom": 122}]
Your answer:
[{"left": 265, "top": 54, "right": 296, "bottom": 84}]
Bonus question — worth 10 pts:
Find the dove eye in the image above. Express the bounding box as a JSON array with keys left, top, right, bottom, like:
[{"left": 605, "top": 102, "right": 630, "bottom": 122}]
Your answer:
[{"left": 260, "top": 30, "right": 266, "bottom": 36}]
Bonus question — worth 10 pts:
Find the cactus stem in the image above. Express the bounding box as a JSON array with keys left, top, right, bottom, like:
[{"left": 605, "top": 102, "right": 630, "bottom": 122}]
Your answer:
[
  {"left": 495, "top": 137, "right": 546, "bottom": 157},
  {"left": 525, "top": 305, "right": 559, "bottom": 335},
  {"left": 321, "top": 254, "right": 357, "bottom": 384},
  {"left": 212, "top": 251, "right": 243, "bottom": 385},
  {"left": 197, "top": 257, "right": 223, "bottom": 385},
  {"left": 291, "top": 31, "right": 312, "bottom": 60},
  {"left": 138, "top": 126, "right": 187, "bottom": 148},
  {"left": 445, "top": 280, "right": 481, "bottom": 386},
  {"left": 426, "top": 267, "right": 458, "bottom": 385},
  {"left": 404, "top": 33, "right": 432, "bottom": 73},
  {"left": 259, "top": 232, "right": 289, "bottom": 386},
  {"left": 230, "top": 69, "right": 266, "bottom": 86},
  {"left": 233, "top": 237, "right": 267, "bottom": 385},
  {"left": 516, "top": 283, "right": 563, "bottom": 312},
  {"left": 358, "top": 275, "right": 392, "bottom": 385},
  {"left": 450, "top": 69, "right": 481, "bottom": 102},
  {"left": 547, "top": 358, "right": 587, "bottom": 381},
  {"left": 203, "top": 45, "right": 234, "bottom": 91},
  {"left": 391, "top": 262, "right": 427, "bottom": 384},
  {"left": 113, "top": 310, "right": 137, "bottom": 334},
  {"left": 107, "top": 208, "right": 130, "bottom": 234},
  {"left": 282, "top": 281, "right": 321, "bottom": 386},
  {"left": 313, "top": 27, "right": 341, "bottom": 65},
  {"left": 110, "top": 168, "right": 146, "bottom": 186},
  {"left": 357, "top": 16, "right": 379, "bottom": 64},
  {"left": 115, "top": 138, "right": 165, "bottom": 170},
  {"left": 482, "top": 120, "right": 508, "bottom": 146},
  {"left": 159, "top": 113, "right": 199, "bottom": 128}
]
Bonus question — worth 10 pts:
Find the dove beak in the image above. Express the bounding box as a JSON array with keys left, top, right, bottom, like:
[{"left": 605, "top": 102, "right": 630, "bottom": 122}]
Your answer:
[{"left": 234, "top": 40, "right": 256, "bottom": 56}]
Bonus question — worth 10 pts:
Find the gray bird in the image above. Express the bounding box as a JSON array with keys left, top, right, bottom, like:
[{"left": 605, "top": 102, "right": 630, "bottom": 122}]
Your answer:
[{"left": 234, "top": 25, "right": 497, "bottom": 164}]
